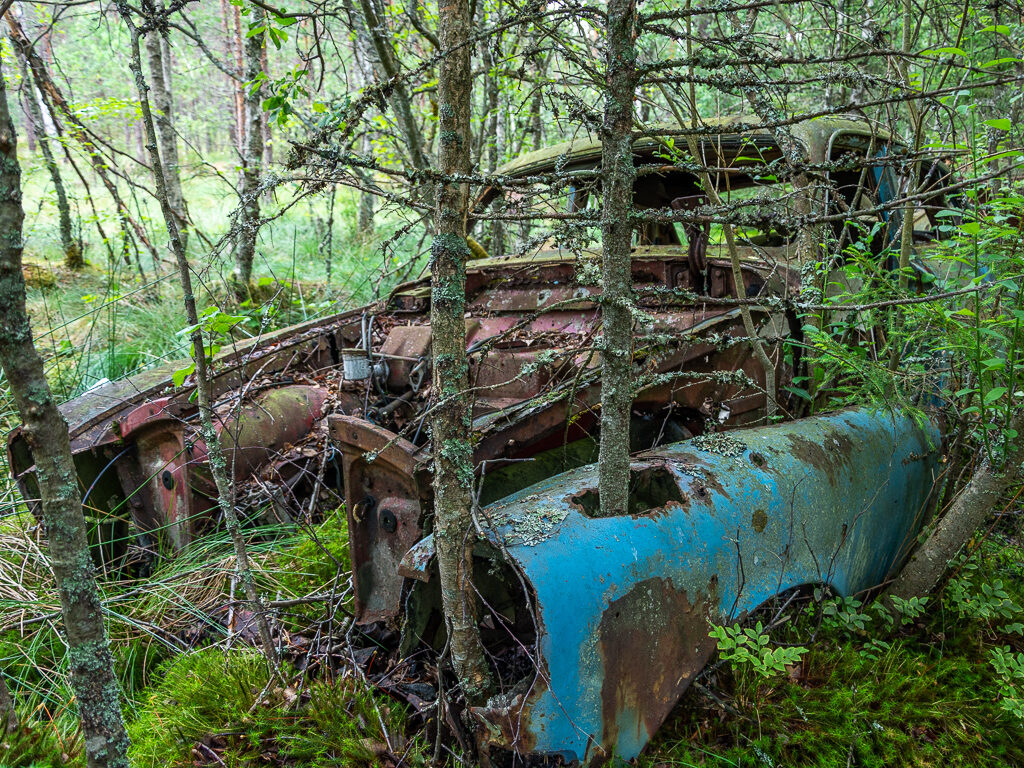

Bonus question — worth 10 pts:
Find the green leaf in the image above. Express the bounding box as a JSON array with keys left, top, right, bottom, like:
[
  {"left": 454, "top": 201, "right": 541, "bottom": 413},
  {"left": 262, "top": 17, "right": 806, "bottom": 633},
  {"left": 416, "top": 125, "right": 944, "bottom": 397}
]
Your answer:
[
  {"left": 979, "top": 24, "right": 1011, "bottom": 34},
  {"left": 922, "top": 46, "right": 968, "bottom": 57},
  {"left": 983, "top": 118, "right": 1012, "bottom": 131},
  {"left": 784, "top": 385, "right": 812, "bottom": 401},
  {"left": 980, "top": 57, "right": 1022, "bottom": 68},
  {"left": 979, "top": 149, "right": 1023, "bottom": 166},
  {"left": 172, "top": 362, "right": 195, "bottom": 388},
  {"left": 984, "top": 387, "right": 1008, "bottom": 405}
]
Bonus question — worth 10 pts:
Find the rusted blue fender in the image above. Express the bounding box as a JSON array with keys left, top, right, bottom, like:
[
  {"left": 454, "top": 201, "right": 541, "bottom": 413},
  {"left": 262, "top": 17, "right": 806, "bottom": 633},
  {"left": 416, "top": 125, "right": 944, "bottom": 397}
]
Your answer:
[{"left": 406, "top": 408, "right": 941, "bottom": 765}]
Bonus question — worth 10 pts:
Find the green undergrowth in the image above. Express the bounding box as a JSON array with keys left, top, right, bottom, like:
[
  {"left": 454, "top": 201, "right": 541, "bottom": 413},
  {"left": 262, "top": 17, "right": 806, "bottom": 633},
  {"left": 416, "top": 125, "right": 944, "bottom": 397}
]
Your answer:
[
  {"left": 0, "top": 510, "right": 360, "bottom": 767},
  {"left": 122, "top": 512, "right": 412, "bottom": 768},
  {"left": 273, "top": 508, "right": 351, "bottom": 601},
  {"left": 644, "top": 540, "right": 1024, "bottom": 768},
  {"left": 128, "top": 648, "right": 422, "bottom": 768},
  {"left": 4, "top": 473, "right": 1023, "bottom": 767},
  {"left": 0, "top": 692, "right": 81, "bottom": 768}
]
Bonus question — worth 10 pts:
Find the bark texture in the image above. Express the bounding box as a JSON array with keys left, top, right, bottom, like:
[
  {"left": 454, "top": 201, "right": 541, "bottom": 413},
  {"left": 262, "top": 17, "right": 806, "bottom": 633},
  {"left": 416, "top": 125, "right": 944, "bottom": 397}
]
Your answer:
[
  {"left": 889, "top": 411, "right": 1024, "bottom": 601},
  {"left": 430, "top": 0, "right": 493, "bottom": 703},
  {"left": 144, "top": 16, "right": 188, "bottom": 251},
  {"left": 119, "top": 9, "right": 279, "bottom": 670},
  {"left": 0, "top": 58, "right": 130, "bottom": 768},
  {"left": 0, "top": 674, "right": 16, "bottom": 734},
  {"left": 356, "top": 0, "right": 430, "bottom": 173},
  {"left": 597, "top": 0, "right": 639, "bottom": 517},
  {"left": 233, "top": 4, "right": 265, "bottom": 290},
  {"left": 11, "top": 42, "right": 78, "bottom": 268}
]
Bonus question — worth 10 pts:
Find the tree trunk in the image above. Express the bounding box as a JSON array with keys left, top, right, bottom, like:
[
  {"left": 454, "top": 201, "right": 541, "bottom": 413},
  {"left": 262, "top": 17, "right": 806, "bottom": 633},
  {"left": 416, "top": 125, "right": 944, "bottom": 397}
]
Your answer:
[
  {"left": 431, "top": 0, "right": 493, "bottom": 703},
  {"left": 357, "top": 131, "right": 375, "bottom": 234},
  {"left": 231, "top": 2, "right": 245, "bottom": 154},
  {"left": 18, "top": 82, "right": 36, "bottom": 153},
  {"left": 0, "top": 674, "right": 17, "bottom": 734},
  {"left": 12, "top": 42, "right": 79, "bottom": 268},
  {"left": 144, "top": 16, "right": 188, "bottom": 251},
  {"left": 261, "top": 43, "right": 272, "bottom": 167},
  {"left": 233, "top": 3, "right": 264, "bottom": 291},
  {"left": 6, "top": 15, "right": 157, "bottom": 270},
  {"left": 888, "top": 411, "right": 1024, "bottom": 601},
  {"left": 348, "top": 7, "right": 376, "bottom": 234},
  {"left": 117, "top": 7, "right": 279, "bottom": 671},
  {"left": 597, "top": 0, "right": 639, "bottom": 518},
  {"left": 0, "top": 56, "right": 130, "bottom": 768},
  {"left": 356, "top": 0, "right": 431, "bottom": 173},
  {"left": 480, "top": 33, "right": 503, "bottom": 254},
  {"left": 528, "top": 47, "right": 546, "bottom": 151}
]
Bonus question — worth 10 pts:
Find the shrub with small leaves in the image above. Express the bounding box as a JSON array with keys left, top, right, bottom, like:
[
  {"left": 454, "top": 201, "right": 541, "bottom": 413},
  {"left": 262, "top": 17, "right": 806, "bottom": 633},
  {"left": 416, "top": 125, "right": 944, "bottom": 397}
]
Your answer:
[
  {"left": 820, "top": 596, "right": 872, "bottom": 635},
  {"left": 709, "top": 621, "right": 808, "bottom": 678},
  {"left": 989, "top": 646, "right": 1024, "bottom": 721},
  {"left": 947, "top": 577, "right": 1022, "bottom": 623}
]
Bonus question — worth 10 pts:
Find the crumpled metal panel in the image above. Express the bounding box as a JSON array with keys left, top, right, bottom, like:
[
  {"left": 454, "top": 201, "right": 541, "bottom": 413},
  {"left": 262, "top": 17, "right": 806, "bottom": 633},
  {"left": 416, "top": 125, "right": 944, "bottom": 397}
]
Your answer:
[{"left": 422, "top": 408, "right": 941, "bottom": 764}]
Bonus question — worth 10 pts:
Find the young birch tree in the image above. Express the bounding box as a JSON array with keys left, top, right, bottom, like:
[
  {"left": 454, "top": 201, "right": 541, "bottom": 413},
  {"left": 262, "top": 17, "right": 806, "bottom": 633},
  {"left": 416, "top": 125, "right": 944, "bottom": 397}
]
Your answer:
[
  {"left": 116, "top": 3, "right": 279, "bottom": 671},
  {"left": 0, "top": 56, "right": 130, "bottom": 768},
  {"left": 144, "top": 2, "right": 189, "bottom": 251},
  {"left": 430, "top": 0, "right": 493, "bottom": 702},
  {"left": 233, "top": 2, "right": 266, "bottom": 291},
  {"left": 598, "top": 0, "right": 639, "bottom": 517}
]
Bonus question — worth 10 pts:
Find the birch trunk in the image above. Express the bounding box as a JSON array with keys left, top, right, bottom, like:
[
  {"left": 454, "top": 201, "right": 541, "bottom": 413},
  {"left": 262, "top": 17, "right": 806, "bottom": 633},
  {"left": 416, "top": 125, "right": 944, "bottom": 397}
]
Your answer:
[
  {"left": 233, "top": 3, "right": 264, "bottom": 290},
  {"left": 357, "top": 0, "right": 430, "bottom": 173},
  {"left": 6, "top": 14, "right": 157, "bottom": 271},
  {"left": 144, "top": 18, "right": 188, "bottom": 251},
  {"left": 0, "top": 56, "right": 130, "bottom": 768},
  {"left": 889, "top": 411, "right": 1024, "bottom": 601},
  {"left": 431, "top": 0, "right": 493, "bottom": 703},
  {"left": 11, "top": 42, "right": 79, "bottom": 268},
  {"left": 117, "top": 6, "right": 279, "bottom": 671},
  {"left": 597, "top": 0, "right": 639, "bottom": 517}
]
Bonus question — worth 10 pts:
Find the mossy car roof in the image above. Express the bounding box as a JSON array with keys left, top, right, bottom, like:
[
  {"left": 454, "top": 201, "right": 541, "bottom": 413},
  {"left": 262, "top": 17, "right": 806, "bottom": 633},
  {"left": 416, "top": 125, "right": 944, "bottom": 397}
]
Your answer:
[{"left": 496, "top": 115, "right": 895, "bottom": 178}]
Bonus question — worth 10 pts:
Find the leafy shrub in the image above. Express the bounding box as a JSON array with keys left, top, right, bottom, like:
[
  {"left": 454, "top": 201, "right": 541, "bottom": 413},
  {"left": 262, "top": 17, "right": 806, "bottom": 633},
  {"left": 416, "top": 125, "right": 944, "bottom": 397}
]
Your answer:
[{"left": 709, "top": 621, "right": 808, "bottom": 678}]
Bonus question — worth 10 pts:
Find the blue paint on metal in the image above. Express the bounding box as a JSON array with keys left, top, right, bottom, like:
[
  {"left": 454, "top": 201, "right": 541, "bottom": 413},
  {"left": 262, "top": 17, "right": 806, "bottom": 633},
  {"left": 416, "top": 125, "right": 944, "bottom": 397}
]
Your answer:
[{"left": 459, "top": 408, "right": 941, "bottom": 764}]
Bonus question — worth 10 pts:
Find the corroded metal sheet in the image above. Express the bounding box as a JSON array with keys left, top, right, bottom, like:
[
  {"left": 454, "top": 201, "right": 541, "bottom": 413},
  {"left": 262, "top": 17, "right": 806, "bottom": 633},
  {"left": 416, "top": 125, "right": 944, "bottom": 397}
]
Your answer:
[{"left": 445, "top": 408, "right": 942, "bottom": 764}]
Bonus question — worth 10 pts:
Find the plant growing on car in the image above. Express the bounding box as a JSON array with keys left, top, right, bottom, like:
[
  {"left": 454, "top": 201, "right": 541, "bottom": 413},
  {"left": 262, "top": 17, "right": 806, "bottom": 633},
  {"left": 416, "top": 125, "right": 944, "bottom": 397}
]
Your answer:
[
  {"left": 172, "top": 307, "right": 254, "bottom": 386},
  {"left": 709, "top": 621, "right": 807, "bottom": 678}
]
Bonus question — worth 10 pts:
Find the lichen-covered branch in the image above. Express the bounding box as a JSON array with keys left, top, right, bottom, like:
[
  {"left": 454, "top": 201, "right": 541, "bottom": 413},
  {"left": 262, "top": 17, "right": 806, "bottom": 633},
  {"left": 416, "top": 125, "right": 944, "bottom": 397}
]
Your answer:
[
  {"left": 598, "top": 0, "right": 639, "bottom": 517},
  {"left": 430, "top": 0, "right": 493, "bottom": 703}
]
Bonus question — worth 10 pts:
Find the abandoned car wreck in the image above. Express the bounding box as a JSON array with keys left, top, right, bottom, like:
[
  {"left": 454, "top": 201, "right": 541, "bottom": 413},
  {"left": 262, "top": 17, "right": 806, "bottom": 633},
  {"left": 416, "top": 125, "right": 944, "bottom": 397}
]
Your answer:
[{"left": 7, "top": 116, "right": 951, "bottom": 765}]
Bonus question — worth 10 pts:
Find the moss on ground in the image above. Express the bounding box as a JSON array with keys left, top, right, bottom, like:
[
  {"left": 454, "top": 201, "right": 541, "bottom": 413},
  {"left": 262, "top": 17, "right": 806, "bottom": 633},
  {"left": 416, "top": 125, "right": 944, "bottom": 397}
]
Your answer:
[
  {"left": 128, "top": 648, "right": 422, "bottom": 768},
  {"left": 273, "top": 508, "right": 351, "bottom": 599}
]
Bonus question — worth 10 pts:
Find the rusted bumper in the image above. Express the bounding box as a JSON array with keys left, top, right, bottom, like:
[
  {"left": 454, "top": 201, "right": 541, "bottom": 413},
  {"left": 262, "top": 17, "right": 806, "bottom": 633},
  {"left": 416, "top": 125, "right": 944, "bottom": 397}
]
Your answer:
[{"left": 403, "top": 408, "right": 941, "bottom": 764}]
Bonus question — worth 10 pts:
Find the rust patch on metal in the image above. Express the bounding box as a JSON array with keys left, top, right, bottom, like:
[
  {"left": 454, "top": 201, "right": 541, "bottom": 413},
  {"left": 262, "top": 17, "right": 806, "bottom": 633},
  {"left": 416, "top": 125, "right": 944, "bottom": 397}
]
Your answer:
[
  {"left": 783, "top": 427, "right": 855, "bottom": 485},
  {"left": 752, "top": 508, "right": 768, "bottom": 532},
  {"left": 596, "top": 578, "right": 716, "bottom": 762},
  {"left": 470, "top": 692, "right": 539, "bottom": 756}
]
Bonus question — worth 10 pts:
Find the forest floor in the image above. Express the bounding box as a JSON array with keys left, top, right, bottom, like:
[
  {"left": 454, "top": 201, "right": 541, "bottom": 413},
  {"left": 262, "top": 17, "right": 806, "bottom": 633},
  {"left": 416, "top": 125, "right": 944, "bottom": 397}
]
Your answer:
[{"left": 1, "top": 156, "right": 1023, "bottom": 767}]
